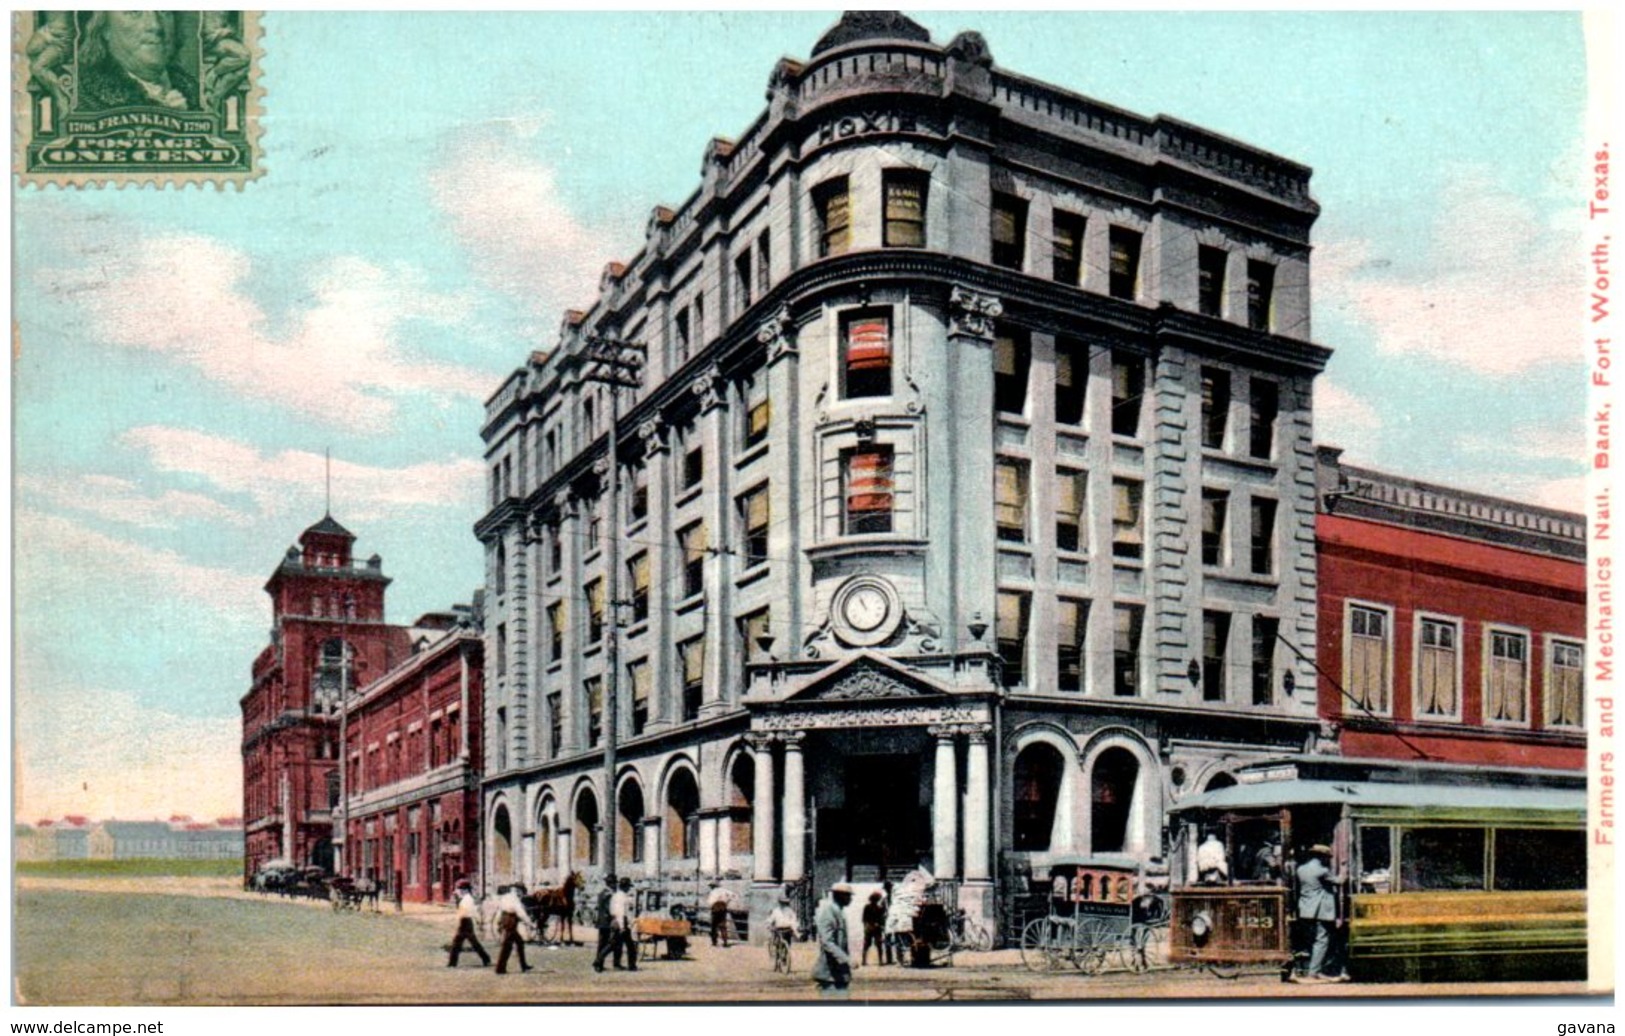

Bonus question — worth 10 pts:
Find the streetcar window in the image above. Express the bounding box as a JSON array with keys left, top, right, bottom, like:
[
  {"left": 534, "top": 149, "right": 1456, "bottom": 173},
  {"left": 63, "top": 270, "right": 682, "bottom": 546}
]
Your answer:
[
  {"left": 1400, "top": 827, "right": 1486, "bottom": 891},
  {"left": 1358, "top": 826, "right": 1394, "bottom": 893},
  {"left": 1493, "top": 828, "right": 1585, "bottom": 891}
]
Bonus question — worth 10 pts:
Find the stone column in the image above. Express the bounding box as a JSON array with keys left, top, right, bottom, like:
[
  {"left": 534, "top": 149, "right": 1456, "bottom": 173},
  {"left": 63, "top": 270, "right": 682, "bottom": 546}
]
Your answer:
[
  {"left": 963, "top": 725, "right": 992, "bottom": 881},
  {"left": 718, "top": 813, "right": 733, "bottom": 874},
  {"left": 930, "top": 726, "right": 959, "bottom": 880},
  {"left": 641, "top": 819, "right": 660, "bottom": 879},
  {"left": 695, "top": 367, "right": 733, "bottom": 716},
  {"left": 748, "top": 733, "right": 777, "bottom": 882},
  {"left": 781, "top": 732, "right": 806, "bottom": 882},
  {"left": 557, "top": 829, "right": 573, "bottom": 873},
  {"left": 698, "top": 815, "right": 719, "bottom": 876}
]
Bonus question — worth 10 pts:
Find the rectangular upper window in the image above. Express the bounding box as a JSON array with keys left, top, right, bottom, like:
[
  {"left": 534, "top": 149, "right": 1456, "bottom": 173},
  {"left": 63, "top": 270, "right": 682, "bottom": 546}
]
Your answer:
[
  {"left": 629, "top": 465, "right": 649, "bottom": 523},
  {"left": 883, "top": 170, "right": 928, "bottom": 248},
  {"left": 1055, "top": 338, "right": 1086, "bottom": 426},
  {"left": 1198, "top": 246, "right": 1227, "bottom": 317},
  {"left": 814, "top": 177, "right": 851, "bottom": 258},
  {"left": 843, "top": 446, "right": 894, "bottom": 535},
  {"left": 1055, "top": 467, "right": 1086, "bottom": 553},
  {"left": 994, "top": 458, "right": 1029, "bottom": 544},
  {"left": 679, "top": 521, "right": 707, "bottom": 599},
  {"left": 993, "top": 329, "right": 1030, "bottom": 415},
  {"left": 757, "top": 230, "right": 772, "bottom": 293},
  {"left": 741, "top": 608, "right": 772, "bottom": 665},
  {"left": 1112, "top": 478, "right": 1143, "bottom": 561},
  {"left": 742, "top": 375, "right": 770, "bottom": 449},
  {"left": 1252, "top": 616, "right": 1278, "bottom": 706},
  {"left": 682, "top": 444, "right": 703, "bottom": 490},
  {"left": 739, "top": 484, "right": 770, "bottom": 567},
  {"left": 586, "top": 677, "right": 603, "bottom": 746},
  {"left": 1548, "top": 639, "right": 1584, "bottom": 729},
  {"left": 841, "top": 311, "right": 892, "bottom": 398},
  {"left": 1416, "top": 616, "right": 1459, "bottom": 719},
  {"left": 1057, "top": 598, "right": 1087, "bottom": 693},
  {"left": 629, "top": 659, "right": 650, "bottom": 736},
  {"left": 546, "top": 692, "right": 562, "bottom": 756},
  {"left": 547, "top": 601, "right": 565, "bottom": 662},
  {"left": 1201, "top": 489, "right": 1229, "bottom": 568},
  {"left": 680, "top": 636, "right": 705, "bottom": 722},
  {"left": 1249, "top": 379, "right": 1280, "bottom": 460},
  {"left": 1052, "top": 210, "right": 1086, "bottom": 286},
  {"left": 1203, "top": 611, "right": 1230, "bottom": 702},
  {"left": 586, "top": 579, "right": 605, "bottom": 642},
  {"left": 734, "top": 248, "right": 753, "bottom": 310},
  {"left": 1113, "top": 604, "right": 1143, "bottom": 696},
  {"left": 1111, "top": 352, "right": 1145, "bottom": 437},
  {"left": 1201, "top": 367, "right": 1230, "bottom": 450},
  {"left": 991, "top": 191, "right": 1027, "bottom": 270},
  {"left": 996, "top": 590, "right": 1030, "bottom": 688},
  {"left": 1247, "top": 259, "right": 1276, "bottom": 331},
  {"left": 673, "top": 308, "right": 691, "bottom": 363},
  {"left": 1250, "top": 497, "right": 1277, "bottom": 576},
  {"left": 1486, "top": 628, "right": 1529, "bottom": 724},
  {"left": 1347, "top": 603, "right": 1391, "bottom": 714},
  {"left": 628, "top": 553, "right": 650, "bottom": 623},
  {"left": 1109, "top": 226, "right": 1141, "bottom": 300}
]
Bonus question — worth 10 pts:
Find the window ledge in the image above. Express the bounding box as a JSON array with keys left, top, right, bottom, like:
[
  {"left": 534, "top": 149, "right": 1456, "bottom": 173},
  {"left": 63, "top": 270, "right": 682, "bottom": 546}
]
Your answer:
[
  {"left": 734, "top": 564, "right": 770, "bottom": 591},
  {"left": 624, "top": 619, "right": 649, "bottom": 640},
  {"left": 675, "top": 593, "right": 705, "bottom": 617},
  {"left": 997, "top": 541, "right": 1034, "bottom": 556},
  {"left": 675, "top": 485, "right": 703, "bottom": 508},
  {"left": 1204, "top": 451, "right": 1279, "bottom": 475},
  {"left": 583, "top": 549, "right": 602, "bottom": 566},
  {"left": 735, "top": 442, "right": 769, "bottom": 469},
  {"left": 627, "top": 518, "right": 649, "bottom": 539},
  {"left": 806, "top": 537, "right": 928, "bottom": 563},
  {"left": 546, "top": 661, "right": 562, "bottom": 675},
  {"left": 1111, "top": 555, "right": 1145, "bottom": 569}
]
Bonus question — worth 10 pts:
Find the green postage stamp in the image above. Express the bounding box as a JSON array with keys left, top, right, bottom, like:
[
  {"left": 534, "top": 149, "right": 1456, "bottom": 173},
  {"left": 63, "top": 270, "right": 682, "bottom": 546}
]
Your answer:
[{"left": 13, "top": 11, "right": 263, "bottom": 187}]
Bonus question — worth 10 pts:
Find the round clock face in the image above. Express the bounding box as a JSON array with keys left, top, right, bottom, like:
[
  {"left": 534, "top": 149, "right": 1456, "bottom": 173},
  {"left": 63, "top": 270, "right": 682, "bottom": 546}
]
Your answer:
[{"left": 844, "top": 586, "right": 890, "bottom": 631}]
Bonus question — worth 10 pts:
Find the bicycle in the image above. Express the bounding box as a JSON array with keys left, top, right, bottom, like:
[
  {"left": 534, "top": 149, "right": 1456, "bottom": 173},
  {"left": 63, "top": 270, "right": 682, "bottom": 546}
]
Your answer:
[
  {"left": 949, "top": 908, "right": 994, "bottom": 952},
  {"left": 768, "top": 927, "right": 794, "bottom": 974}
]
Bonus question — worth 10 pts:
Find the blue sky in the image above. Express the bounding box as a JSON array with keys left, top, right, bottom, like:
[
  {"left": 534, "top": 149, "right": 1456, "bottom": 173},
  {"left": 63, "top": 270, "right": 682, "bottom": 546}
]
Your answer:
[{"left": 11, "top": 11, "right": 1592, "bottom": 821}]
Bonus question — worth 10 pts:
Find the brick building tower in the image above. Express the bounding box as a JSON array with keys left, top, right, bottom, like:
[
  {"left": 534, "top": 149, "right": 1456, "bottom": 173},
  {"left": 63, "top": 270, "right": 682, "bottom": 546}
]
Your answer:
[{"left": 241, "top": 515, "right": 410, "bottom": 879}]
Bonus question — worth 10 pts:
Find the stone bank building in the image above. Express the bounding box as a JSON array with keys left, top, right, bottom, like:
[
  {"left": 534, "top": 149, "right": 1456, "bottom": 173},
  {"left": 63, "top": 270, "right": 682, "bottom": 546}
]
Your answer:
[{"left": 475, "top": 12, "right": 1330, "bottom": 933}]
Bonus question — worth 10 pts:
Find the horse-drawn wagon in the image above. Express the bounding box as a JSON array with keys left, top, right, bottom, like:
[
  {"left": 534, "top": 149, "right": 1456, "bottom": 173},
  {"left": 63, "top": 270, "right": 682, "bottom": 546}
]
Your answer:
[{"left": 1018, "top": 856, "right": 1169, "bottom": 974}]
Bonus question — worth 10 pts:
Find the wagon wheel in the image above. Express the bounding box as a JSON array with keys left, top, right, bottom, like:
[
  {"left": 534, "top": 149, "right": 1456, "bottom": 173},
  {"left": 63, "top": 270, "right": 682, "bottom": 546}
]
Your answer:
[
  {"left": 1071, "top": 919, "right": 1110, "bottom": 975},
  {"left": 1019, "top": 918, "right": 1060, "bottom": 972},
  {"left": 1129, "top": 923, "right": 1162, "bottom": 972}
]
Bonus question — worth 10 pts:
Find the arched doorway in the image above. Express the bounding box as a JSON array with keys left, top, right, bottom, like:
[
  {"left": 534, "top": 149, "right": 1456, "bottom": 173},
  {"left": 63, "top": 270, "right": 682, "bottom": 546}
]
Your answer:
[
  {"left": 1091, "top": 748, "right": 1140, "bottom": 854},
  {"left": 491, "top": 803, "right": 513, "bottom": 880},
  {"left": 1013, "top": 742, "right": 1066, "bottom": 851},
  {"left": 536, "top": 800, "right": 556, "bottom": 871},
  {"left": 1205, "top": 771, "right": 1238, "bottom": 792},
  {"left": 728, "top": 753, "right": 754, "bottom": 856},
  {"left": 574, "top": 788, "right": 600, "bottom": 866},
  {"left": 618, "top": 779, "right": 645, "bottom": 865},
  {"left": 666, "top": 768, "right": 699, "bottom": 860}
]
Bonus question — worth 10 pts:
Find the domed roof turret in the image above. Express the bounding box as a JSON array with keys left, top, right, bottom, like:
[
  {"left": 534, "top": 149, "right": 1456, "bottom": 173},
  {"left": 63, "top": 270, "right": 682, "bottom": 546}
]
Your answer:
[{"left": 811, "top": 10, "right": 931, "bottom": 56}]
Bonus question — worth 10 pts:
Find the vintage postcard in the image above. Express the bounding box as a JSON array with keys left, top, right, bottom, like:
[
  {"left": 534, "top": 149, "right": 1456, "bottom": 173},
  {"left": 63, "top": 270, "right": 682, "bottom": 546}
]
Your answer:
[{"left": 8, "top": 8, "right": 1617, "bottom": 1025}]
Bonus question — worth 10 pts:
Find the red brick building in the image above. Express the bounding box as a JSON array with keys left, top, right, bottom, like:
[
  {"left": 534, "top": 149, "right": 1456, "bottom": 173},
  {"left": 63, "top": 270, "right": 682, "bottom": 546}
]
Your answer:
[
  {"left": 241, "top": 515, "right": 412, "bottom": 879},
  {"left": 1315, "top": 447, "right": 1586, "bottom": 771},
  {"left": 338, "top": 616, "right": 484, "bottom": 903}
]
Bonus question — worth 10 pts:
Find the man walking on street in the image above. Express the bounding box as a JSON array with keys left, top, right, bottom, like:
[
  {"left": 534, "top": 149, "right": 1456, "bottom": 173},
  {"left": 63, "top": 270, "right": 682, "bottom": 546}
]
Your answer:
[
  {"left": 611, "top": 876, "right": 639, "bottom": 971},
  {"left": 706, "top": 880, "right": 735, "bottom": 947},
  {"left": 446, "top": 878, "right": 491, "bottom": 968},
  {"left": 811, "top": 882, "right": 854, "bottom": 997},
  {"left": 494, "top": 883, "right": 535, "bottom": 975},
  {"left": 591, "top": 874, "right": 618, "bottom": 972}
]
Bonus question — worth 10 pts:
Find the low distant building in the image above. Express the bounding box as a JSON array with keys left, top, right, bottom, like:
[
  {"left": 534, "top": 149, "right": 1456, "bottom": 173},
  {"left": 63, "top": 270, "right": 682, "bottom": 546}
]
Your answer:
[
  {"left": 88, "top": 821, "right": 178, "bottom": 859},
  {"left": 17, "top": 817, "right": 93, "bottom": 861},
  {"left": 338, "top": 611, "right": 484, "bottom": 902},
  {"left": 1315, "top": 447, "right": 1586, "bottom": 771}
]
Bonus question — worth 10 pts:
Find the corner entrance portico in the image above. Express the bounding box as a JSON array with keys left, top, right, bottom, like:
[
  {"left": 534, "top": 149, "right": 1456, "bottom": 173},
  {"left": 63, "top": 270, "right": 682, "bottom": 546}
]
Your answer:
[{"left": 743, "top": 654, "right": 997, "bottom": 938}]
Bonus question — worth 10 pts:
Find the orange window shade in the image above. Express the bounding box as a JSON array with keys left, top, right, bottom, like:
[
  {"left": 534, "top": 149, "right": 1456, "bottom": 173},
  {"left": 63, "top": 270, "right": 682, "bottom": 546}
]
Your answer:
[
  {"left": 846, "top": 318, "right": 891, "bottom": 371},
  {"left": 846, "top": 450, "right": 894, "bottom": 512}
]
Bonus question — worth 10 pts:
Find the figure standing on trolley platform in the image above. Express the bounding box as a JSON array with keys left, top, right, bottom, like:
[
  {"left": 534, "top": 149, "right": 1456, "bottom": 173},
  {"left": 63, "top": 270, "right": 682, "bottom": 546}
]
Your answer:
[{"left": 1292, "top": 844, "right": 1350, "bottom": 983}]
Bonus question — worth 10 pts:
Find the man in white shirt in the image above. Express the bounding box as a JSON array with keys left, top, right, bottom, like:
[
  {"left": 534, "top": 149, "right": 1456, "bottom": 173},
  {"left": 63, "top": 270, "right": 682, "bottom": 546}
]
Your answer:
[
  {"left": 610, "top": 876, "right": 639, "bottom": 971},
  {"left": 706, "top": 881, "right": 736, "bottom": 947},
  {"left": 447, "top": 879, "right": 491, "bottom": 967},
  {"left": 1197, "top": 832, "right": 1230, "bottom": 884},
  {"left": 494, "top": 883, "right": 534, "bottom": 975}
]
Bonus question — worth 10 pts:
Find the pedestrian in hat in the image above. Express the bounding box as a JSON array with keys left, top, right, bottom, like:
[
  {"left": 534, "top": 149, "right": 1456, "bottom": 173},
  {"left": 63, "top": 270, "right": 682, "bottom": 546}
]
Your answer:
[
  {"left": 610, "top": 876, "right": 639, "bottom": 971},
  {"left": 493, "top": 882, "right": 535, "bottom": 975},
  {"left": 1292, "top": 843, "right": 1349, "bottom": 983},
  {"left": 860, "top": 890, "right": 888, "bottom": 966},
  {"left": 706, "top": 879, "right": 736, "bottom": 947},
  {"left": 811, "top": 881, "right": 854, "bottom": 996},
  {"left": 447, "top": 878, "right": 491, "bottom": 968},
  {"left": 591, "top": 874, "right": 618, "bottom": 973}
]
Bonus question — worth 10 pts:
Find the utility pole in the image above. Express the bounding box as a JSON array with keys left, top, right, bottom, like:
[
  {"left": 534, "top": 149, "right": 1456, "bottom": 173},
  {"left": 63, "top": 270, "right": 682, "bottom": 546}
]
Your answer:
[
  {"left": 578, "top": 334, "right": 644, "bottom": 870},
  {"left": 336, "top": 633, "right": 350, "bottom": 875}
]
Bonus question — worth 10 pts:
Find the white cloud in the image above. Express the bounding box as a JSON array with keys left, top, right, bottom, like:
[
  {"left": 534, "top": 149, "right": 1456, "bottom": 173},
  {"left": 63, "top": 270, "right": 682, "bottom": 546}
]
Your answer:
[
  {"left": 16, "top": 472, "right": 253, "bottom": 529},
  {"left": 1317, "top": 170, "right": 1585, "bottom": 376},
  {"left": 1313, "top": 376, "right": 1382, "bottom": 446},
  {"left": 1458, "top": 425, "right": 1586, "bottom": 464},
  {"left": 37, "top": 236, "right": 490, "bottom": 431},
  {"left": 428, "top": 123, "right": 616, "bottom": 333},
  {"left": 15, "top": 506, "right": 264, "bottom": 618},
  {"left": 121, "top": 425, "right": 483, "bottom": 520},
  {"left": 13, "top": 688, "right": 241, "bottom": 823}
]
